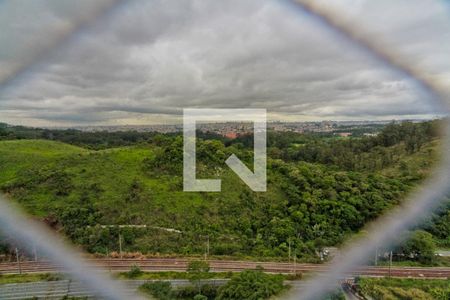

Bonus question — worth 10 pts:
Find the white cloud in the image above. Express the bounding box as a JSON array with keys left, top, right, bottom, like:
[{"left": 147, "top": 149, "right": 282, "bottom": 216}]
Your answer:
[{"left": 0, "top": 0, "right": 448, "bottom": 126}]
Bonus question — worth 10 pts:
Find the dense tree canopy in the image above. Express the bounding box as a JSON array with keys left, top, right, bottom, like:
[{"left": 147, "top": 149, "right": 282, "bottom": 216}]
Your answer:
[
  {"left": 0, "top": 120, "right": 447, "bottom": 261},
  {"left": 216, "top": 270, "right": 285, "bottom": 300}
]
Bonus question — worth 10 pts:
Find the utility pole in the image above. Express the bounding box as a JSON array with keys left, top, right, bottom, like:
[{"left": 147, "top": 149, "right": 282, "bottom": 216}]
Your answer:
[
  {"left": 119, "top": 233, "right": 123, "bottom": 259},
  {"left": 106, "top": 247, "right": 111, "bottom": 273},
  {"left": 388, "top": 251, "right": 393, "bottom": 278},
  {"left": 293, "top": 249, "right": 297, "bottom": 274},
  {"left": 203, "top": 235, "right": 209, "bottom": 261},
  {"left": 374, "top": 248, "right": 378, "bottom": 266},
  {"left": 15, "top": 248, "right": 22, "bottom": 274},
  {"left": 288, "top": 238, "right": 291, "bottom": 263},
  {"left": 33, "top": 244, "right": 37, "bottom": 261},
  {"left": 201, "top": 235, "right": 210, "bottom": 261},
  {"left": 67, "top": 279, "right": 72, "bottom": 296}
]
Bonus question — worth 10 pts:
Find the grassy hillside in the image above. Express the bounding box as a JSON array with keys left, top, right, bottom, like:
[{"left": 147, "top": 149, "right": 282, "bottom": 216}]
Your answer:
[
  {"left": 0, "top": 139, "right": 291, "bottom": 256},
  {"left": 0, "top": 129, "right": 441, "bottom": 259},
  {"left": 0, "top": 140, "right": 87, "bottom": 185}
]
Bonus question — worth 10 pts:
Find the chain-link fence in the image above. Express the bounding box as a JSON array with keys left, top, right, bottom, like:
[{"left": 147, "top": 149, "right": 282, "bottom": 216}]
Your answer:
[{"left": 0, "top": 1, "right": 449, "bottom": 299}]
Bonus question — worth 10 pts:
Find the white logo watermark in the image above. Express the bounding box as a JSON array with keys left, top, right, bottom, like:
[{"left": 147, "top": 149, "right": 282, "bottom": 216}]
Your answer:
[{"left": 183, "top": 108, "right": 267, "bottom": 192}]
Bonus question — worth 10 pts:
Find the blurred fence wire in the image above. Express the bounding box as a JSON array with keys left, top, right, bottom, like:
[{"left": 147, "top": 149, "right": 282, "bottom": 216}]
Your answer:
[
  {"left": 0, "top": 0, "right": 449, "bottom": 299},
  {"left": 0, "top": 196, "right": 147, "bottom": 300},
  {"left": 0, "top": 0, "right": 128, "bottom": 92},
  {"left": 288, "top": 1, "right": 450, "bottom": 299}
]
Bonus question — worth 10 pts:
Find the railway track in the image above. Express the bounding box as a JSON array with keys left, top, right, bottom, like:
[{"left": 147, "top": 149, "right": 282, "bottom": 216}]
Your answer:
[{"left": 1, "top": 258, "right": 449, "bottom": 278}]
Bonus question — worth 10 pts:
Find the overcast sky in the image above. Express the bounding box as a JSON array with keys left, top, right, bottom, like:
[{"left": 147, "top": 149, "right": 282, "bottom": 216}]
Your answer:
[{"left": 0, "top": 0, "right": 449, "bottom": 127}]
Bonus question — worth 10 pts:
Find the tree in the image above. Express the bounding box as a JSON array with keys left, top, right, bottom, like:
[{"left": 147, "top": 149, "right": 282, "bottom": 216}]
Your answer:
[
  {"left": 216, "top": 270, "right": 285, "bottom": 300},
  {"left": 398, "top": 230, "right": 436, "bottom": 264},
  {"left": 193, "top": 294, "right": 208, "bottom": 300},
  {"left": 140, "top": 281, "right": 173, "bottom": 300},
  {"left": 187, "top": 260, "right": 210, "bottom": 294},
  {"left": 126, "top": 264, "right": 143, "bottom": 278}
]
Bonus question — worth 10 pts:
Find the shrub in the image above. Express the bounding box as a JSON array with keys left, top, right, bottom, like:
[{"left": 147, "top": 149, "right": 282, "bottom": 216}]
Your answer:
[
  {"left": 429, "top": 287, "right": 450, "bottom": 300},
  {"left": 140, "top": 281, "right": 173, "bottom": 300},
  {"left": 285, "top": 272, "right": 303, "bottom": 280},
  {"left": 369, "top": 286, "right": 396, "bottom": 300},
  {"left": 198, "top": 284, "right": 219, "bottom": 299},
  {"left": 390, "top": 287, "right": 432, "bottom": 300},
  {"left": 216, "top": 270, "right": 285, "bottom": 300},
  {"left": 126, "top": 264, "right": 143, "bottom": 278},
  {"left": 187, "top": 260, "right": 210, "bottom": 293},
  {"left": 394, "top": 230, "right": 437, "bottom": 264},
  {"left": 43, "top": 273, "right": 63, "bottom": 281},
  {"left": 175, "top": 284, "right": 218, "bottom": 299}
]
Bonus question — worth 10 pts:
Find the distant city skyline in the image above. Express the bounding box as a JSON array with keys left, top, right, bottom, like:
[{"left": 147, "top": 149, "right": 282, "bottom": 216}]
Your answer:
[
  {"left": 0, "top": 114, "right": 443, "bottom": 129},
  {"left": 3, "top": 118, "right": 431, "bottom": 134}
]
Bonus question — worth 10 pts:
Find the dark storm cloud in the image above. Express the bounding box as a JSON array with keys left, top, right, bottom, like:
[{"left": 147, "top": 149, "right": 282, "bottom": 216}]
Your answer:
[{"left": 0, "top": 0, "right": 448, "bottom": 126}]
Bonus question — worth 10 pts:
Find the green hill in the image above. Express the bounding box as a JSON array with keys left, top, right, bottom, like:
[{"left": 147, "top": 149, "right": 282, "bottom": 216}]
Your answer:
[
  {"left": 0, "top": 126, "right": 442, "bottom": 258},
  {"left": 0, "top": 140, "right": 87, "bottom": 185}
]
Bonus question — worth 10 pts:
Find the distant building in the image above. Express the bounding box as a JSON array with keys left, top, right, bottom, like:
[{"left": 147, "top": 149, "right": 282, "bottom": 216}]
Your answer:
[
  {"left": 225, "top": 132, "right": 238, "bottom": 139},
  {"left": 337, "top": 132, "right": 352, "bottom": 137},
  {"left": 363, "top": 133, "right": 378, "bottom": 137}
]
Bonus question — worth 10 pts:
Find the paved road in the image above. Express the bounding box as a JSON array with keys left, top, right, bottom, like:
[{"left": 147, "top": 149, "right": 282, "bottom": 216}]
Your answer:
[{"left": 0, "top": 258, "right": 449, "bottom": 278}]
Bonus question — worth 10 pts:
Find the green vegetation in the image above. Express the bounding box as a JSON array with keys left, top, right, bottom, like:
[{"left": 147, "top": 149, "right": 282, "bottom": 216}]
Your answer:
[
  {"left": 358, "top": 277, "right": 450, "bottom": 300},
  {"left": 422, "top": 204, "right": 450, "bottom": 248},
  {"left": 187, "top": 260, "right": 211, "bottom": 293},
  {"left": 396, "top": 230, "right": 437, "bottom": 264},
  {"left": 117, "top": 271, "right": 233, "bottom": 281},
  {"left": 286, "top": 121, "right": 440, "bottom": 171},
  {"left": 0, "top": 273, "right": 63, "bottom": 284},
  {"left": 0, "top": 270, "right": 233, "bottom": 286},
  {"left": 0, "top": 122, "right": 160, "bottom": 150},
  {"left": 140, "top": 281, "right": 174, "bottom": 300},
  {"left": 0, "top": 120, "right": 448, "bottom": 261},
  {"left": 133, "top": 260, "right": 213, "bottom": 298},
  {"left": 140, "top": 281, "right": 220, "bottom": 300},
  {"left": 140, "top": 270, "right": 287, "bottom": 300},
  {"left": 216, "top": 269, "right": 286, "bottom": 300},
  {"left": 321, "top": 290, "right": 345, "bottom": 300},
  {"left": 177, "top": 284, "right": 219, "bottom": 300},
  {"left": 377, "top": 256, "right": 450, "bottom": 267},
  {"left": 125, "top": 264, "right": 144, "bottom": 279},
  {"left": 373, "top": 229, "right": 445, "bottom": 266}
]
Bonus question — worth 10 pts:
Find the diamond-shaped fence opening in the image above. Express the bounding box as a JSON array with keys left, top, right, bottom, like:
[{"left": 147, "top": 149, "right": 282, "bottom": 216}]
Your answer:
[{"left": 0, "top": 1, "right": 449, "bottom": 299}]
